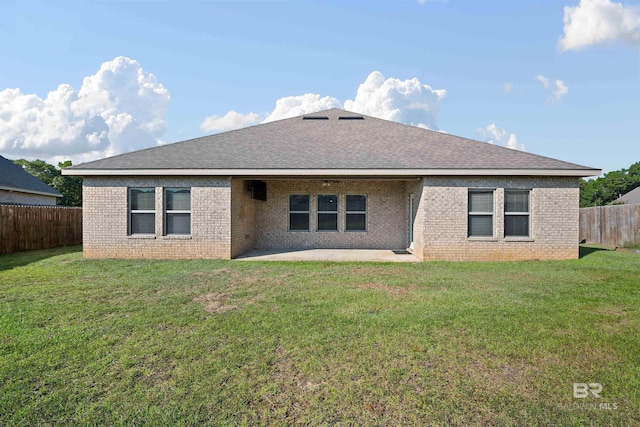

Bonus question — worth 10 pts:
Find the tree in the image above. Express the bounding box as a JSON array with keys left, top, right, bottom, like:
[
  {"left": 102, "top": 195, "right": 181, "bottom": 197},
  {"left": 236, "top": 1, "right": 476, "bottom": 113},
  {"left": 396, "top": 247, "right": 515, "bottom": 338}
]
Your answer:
[
  {"left": 628, "top": 161, "right": 640, "bottom": 182},
  {"left": 54, "top": 161, "right": 83, "bottom": 207},
  {"left": 12, "top": 159, "right": 82, "bottom": 207},
  {"left": 12, "top": 159, "right": 59, "bottom": 185}
]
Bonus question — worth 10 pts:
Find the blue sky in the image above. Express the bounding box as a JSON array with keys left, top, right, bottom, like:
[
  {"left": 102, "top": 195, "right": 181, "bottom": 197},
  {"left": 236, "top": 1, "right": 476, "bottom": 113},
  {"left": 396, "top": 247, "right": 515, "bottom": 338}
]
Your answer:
[{"left": 1, "top": 0, "right": 638, "bottom": 174}]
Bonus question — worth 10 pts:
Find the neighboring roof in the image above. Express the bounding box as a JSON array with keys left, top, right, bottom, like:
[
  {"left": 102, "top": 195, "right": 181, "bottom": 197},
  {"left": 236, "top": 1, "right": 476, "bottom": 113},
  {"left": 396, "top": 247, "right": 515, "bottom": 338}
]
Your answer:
[
  {"left": 65, "top": 108, "right": 600, "bottom": 177},
  {"left": 612, "top": 186, "right": 640, "bottom": 205},
  {"left": 0, "top": 155, "right": 63, "bottom": 198}
]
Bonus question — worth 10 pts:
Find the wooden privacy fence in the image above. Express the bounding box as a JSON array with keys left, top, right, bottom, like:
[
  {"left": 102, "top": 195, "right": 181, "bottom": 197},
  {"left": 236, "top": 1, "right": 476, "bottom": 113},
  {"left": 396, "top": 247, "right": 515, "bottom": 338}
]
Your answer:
[
  {"left": 0, "top": 205, "right": 82, "bottom": 255},
  {"left": 579, "top": 204, "right": 640, "bottom": 247}
]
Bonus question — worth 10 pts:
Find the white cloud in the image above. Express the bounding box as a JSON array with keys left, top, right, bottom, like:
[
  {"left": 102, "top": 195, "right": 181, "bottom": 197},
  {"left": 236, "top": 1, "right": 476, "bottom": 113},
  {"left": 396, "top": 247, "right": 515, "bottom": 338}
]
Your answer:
[
  {"left": 0, "top": 56, "right": 169, "bottom": 164},
  {"left": 554, "top": 80, "right": 570, "bottom": 100},
  {"left": 200, "top": 111, "right": 262, "bottom": 132},
  {"left": 559, "top": 0, "right": 640, "bottom": 51},
  {"left": 503, "top": 82, "right": 513, "bottom": 93},
  {"left": 200, "top": 93, "right": 341, "bottom": 132},
  {"left": 477, "top": 124, "right": 525, "bottom": 151},
  {"left": 263, "top": 93, "right": 341, "bottom": 122},
  {"left": 535, "top": 74, "right": 550, "bottom": 88},
  {"left": 344, "top": 71, "right": 447, "bottom": 130},
  {"left": 200, "top": 71, "right": 447, "bottom": 133},
  {"left": 536, "top": 74, "right": 569, "bottom": 103}
]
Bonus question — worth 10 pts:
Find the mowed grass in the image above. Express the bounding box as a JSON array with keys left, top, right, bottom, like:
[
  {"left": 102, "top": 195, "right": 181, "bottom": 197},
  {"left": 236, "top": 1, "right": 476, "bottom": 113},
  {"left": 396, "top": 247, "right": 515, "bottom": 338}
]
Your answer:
[{"left": 1, "top": 246, "right": 639, "bottom": 426}]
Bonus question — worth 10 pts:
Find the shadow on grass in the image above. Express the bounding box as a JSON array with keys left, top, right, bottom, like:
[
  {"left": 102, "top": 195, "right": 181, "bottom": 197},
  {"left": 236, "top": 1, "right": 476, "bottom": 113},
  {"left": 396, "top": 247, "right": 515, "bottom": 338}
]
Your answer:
[
  {"left": 0, "top": 245, "right": 82, "bottom": 272},
  {"left": 579, "top": 245, "right": 610, "bottom": 259}
]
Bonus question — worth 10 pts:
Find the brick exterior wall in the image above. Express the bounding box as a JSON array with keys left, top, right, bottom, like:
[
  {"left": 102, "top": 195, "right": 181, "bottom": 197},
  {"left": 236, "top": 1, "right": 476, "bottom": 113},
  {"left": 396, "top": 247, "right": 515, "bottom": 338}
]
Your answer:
[
  {"left": 417, "top": 176, "right": 580, "bottom": 261},
  {"left": 254, "top": 180, "right": 409, "bottom": 249},
  {"left": 82, "top": 177, "right": 231, "bottom": 259},
  {"left": 0, "top": 190, "right": 57, "bottom": 206},
  {"left": 407, "top": 180, "right": 426, "bottom": 260},
  {"left": 81, "top": 175, "right": 580, "bottom": 261}
]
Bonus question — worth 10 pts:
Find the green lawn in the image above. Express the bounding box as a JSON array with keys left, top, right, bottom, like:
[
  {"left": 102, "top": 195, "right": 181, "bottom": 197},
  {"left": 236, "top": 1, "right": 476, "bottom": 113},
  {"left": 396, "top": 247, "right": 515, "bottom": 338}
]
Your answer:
[{"left": 1, "top": 246, "right": 639, "bottom": 426}]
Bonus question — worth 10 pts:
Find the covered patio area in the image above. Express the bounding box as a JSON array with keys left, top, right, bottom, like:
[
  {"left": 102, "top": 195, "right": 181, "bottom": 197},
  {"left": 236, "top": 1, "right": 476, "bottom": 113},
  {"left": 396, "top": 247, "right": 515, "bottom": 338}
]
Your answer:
[{"left": 230, "top": 178, "right": 423, "bottom": 259}]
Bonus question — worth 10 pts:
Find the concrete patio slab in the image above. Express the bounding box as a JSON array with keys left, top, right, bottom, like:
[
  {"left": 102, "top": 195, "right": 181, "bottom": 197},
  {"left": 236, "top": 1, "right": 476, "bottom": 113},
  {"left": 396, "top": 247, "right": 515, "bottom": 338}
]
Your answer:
[{"left": 234, "top": 249, "right": 420, "bottom": 262}]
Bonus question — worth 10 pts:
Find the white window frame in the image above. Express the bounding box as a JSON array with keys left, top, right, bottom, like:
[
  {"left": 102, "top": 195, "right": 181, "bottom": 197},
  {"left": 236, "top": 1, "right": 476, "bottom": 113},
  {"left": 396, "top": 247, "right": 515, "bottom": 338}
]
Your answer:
[
  {"left": 289, "top": 194, "right": 310, "bottom": 232},
  {"left": 317, "top": 194, "right": 338, "bottom": 232},
  {"left": 345, "top": 194, "right": 367, "bottom": 232},
  {"left": 467, "top": 189, "right": 495, "bottom": 238},
  {"left": 164, "top": 188, "right": 191, "bottom": 236},
  {"left": 129, "top": 187, "right": 155, "bottom": 235},
  {"left": 504, "top": 189, "right": 531, "bottom": 238}
]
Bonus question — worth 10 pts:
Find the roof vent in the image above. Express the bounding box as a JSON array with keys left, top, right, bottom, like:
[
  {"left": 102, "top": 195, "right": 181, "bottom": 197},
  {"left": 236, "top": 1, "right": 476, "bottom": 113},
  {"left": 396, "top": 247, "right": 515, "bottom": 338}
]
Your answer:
[
  {"left": 338, "top": 116, "right": 364, "bottom": 120},
  {"left": 302, "top": 116, "right": 329, "bottom": 120}
]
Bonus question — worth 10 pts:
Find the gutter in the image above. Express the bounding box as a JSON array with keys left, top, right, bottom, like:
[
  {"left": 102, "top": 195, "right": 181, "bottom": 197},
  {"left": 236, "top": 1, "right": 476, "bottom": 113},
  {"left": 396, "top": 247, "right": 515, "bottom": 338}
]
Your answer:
[{"left": 62, "top": 168, "right": 602, "bottom": 178}]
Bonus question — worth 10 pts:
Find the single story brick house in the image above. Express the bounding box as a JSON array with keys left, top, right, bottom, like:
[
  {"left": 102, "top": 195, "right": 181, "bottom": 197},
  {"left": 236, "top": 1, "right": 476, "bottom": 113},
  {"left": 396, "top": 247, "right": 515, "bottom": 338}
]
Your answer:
[
  {"left": 64, "top": 108, "right": 600, "bottom": 261},
  {"left": 0, "top": 155, "right": 62, "bottom": 205}
]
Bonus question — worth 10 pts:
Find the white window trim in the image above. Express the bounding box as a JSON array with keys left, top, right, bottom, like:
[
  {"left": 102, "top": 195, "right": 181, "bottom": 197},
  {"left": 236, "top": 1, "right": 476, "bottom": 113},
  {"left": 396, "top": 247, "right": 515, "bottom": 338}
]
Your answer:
[
  {"left": 504, "top": 189, "right": 531, "bottom": 238},
  {"left": 289, "top": 194, "right": 310, "bottom": 232},
  {"left": 164, "top": 188, "right": 191, "bottom": 236},
  {"left": 317, "top": 194, "right": 338, "bottom": 232},
  {"left": 467, "top": 189, "right": 495, "bottom": 238},
  {"left": 129, "top": 187, "right": 155, "bottom": 235},
  {"left": 345, "top": 194, "right": 367, "bottom": 232}
]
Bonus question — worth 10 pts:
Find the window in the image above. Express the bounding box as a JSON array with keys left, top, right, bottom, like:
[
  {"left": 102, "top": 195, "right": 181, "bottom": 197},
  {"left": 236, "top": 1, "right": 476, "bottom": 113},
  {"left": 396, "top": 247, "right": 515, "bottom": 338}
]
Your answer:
[
  {"left": 468, "top": 190, "right": 494, "bottom": 237},
  {"left": 346, "top": 195, "right": 366, "bottom": 231},
  {"left": 129, "top": 188, "right": 155, "bottom": 234},
  {"left": 289, "top": 195, "right": 310, "bottom": 231},
  {"left": 165, "top": 188, "right": 191, "bottom": 235},
  {"left": 317, "top": 195, "right": 338, "bottom": 231},
  {"left": 504, "top": 190, "right": 530, "bottom": 237}
]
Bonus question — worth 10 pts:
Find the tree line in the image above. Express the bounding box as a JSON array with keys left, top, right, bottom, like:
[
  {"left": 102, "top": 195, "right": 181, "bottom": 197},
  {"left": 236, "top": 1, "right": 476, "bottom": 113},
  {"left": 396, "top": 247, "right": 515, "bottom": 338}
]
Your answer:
[
  {"left": 580, "top": 161, "right": 640, "bottom": 207},
  {"left": 12, "top": 159, "right": 82, "bottom": 207}
]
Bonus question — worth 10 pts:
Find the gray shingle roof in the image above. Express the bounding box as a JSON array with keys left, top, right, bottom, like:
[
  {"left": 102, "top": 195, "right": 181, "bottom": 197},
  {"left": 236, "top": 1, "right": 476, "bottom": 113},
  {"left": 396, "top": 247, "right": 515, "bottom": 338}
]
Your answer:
[
  {"left": 0, "top": 155, "right": 62, "bottom": 197},
  {"left": 613, "top": 186, "right": 640, "bottom": 205},
  {"left": 68, "top": 108, "right": 597, "bottom": 174}
]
